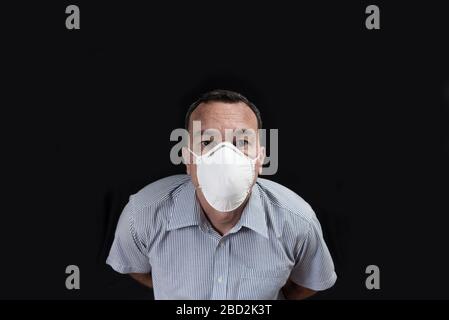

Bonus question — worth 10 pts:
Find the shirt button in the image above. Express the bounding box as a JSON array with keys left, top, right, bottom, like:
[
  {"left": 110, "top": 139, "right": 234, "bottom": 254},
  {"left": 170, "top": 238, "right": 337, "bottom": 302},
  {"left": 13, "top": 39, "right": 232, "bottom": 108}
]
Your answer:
[{"left": 217, "top": 277, "right": 223, "bottom": 283}]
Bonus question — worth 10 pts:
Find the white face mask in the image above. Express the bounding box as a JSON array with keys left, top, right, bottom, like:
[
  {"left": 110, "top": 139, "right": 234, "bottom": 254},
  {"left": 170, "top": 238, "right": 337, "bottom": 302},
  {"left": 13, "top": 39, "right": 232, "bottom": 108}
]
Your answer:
[{"left": 188, "top": 142, "right": 259, "bottom": 212}]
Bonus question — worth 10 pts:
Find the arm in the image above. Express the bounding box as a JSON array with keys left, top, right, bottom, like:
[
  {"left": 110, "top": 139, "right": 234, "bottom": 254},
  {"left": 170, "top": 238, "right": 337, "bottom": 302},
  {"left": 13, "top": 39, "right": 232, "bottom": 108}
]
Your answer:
[
  {"left": 130, "top": 273, "right": 153, "bottom": 289},
  {"left": 106, "top": 200, "right": 154, "bottom": 284},
  {"left": 282, "top": 279, "right": 316, "bottom": 300},
  {"left": 286, "top": 214, "right": 337, "bottom": 299}
]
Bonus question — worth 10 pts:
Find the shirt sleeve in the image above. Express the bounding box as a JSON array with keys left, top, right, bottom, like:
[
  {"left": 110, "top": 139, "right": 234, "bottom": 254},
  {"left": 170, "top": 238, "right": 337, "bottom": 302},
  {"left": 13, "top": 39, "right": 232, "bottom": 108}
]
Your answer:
[
  {"left": 106, "top": 198, "right": 152, "bottom": 274},
  {"left": 289, "top": 215, "right": 337, "bottom": 291}
]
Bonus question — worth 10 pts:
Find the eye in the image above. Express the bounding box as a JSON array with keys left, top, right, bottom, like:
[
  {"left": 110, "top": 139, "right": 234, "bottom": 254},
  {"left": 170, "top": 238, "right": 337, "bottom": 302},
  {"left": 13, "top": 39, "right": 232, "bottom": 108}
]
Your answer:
[
  {"left": 235, "top": 139, "right": 249, "bottom": 148},
  {"left": 201, "top": 138, "right": 216, "bottom": 150}
]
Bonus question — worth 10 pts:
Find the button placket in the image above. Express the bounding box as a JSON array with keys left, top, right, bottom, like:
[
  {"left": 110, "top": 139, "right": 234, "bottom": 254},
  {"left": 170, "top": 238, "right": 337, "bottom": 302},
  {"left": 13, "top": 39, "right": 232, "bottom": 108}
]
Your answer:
[{"left": 211, "top": 237, "right": 230, "bottom": 299}]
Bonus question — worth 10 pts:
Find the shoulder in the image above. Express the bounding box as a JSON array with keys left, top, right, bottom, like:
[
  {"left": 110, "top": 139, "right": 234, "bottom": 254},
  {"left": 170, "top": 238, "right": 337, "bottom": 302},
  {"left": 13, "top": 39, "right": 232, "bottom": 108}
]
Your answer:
[
  {"left": 125, "top": 174, "right": 190, "bottom": 231},
  {"left": 256, "top": 178, "right": 315, "bottom": 221},
  {"left": 130, "top": 174, "right": 191, "bottom": 210},
  {"left": 256, "top": 178, "right": 320, "bottom": 236}
]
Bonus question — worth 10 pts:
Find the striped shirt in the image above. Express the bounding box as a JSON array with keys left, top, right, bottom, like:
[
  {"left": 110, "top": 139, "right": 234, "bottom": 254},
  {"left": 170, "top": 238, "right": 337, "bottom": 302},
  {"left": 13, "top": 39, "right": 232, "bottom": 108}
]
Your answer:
[{"left": 106, "top": 174, "right": 337, "bottom": 299}]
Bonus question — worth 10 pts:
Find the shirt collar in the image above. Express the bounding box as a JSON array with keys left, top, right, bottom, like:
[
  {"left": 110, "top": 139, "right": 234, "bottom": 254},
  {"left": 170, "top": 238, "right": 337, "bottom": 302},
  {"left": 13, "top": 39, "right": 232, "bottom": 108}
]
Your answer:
[
  {"left": 167, "top": 178, "right": 269, "bottom": 239},
  {"left": 167, "top": 179, "right": 204, "bottom": 231},
  {"left": 234, "top": 183, "right": 269, "bottom": 239}
]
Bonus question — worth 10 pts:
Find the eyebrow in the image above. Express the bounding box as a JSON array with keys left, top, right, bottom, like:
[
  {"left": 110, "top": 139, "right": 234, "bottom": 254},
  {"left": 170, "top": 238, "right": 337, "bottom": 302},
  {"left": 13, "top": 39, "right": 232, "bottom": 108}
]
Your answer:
[
  {"left": 192, "top": 128, "right": 256, "bottom": 138},
  {"left": 193, "top": 130, "right": 203, "bottom": 138},
  {"left": 193, "top": 129, "right": 219, "bottom": 135},
  {"left": 234, "top": 128, "right": 256, "bottom": 135}
]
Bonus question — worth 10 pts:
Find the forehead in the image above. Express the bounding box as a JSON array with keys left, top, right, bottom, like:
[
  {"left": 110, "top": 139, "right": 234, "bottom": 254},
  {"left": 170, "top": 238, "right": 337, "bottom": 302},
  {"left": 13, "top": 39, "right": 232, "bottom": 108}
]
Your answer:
[{"left": 189, "top": 101, "right": 258, "bottom": 132}]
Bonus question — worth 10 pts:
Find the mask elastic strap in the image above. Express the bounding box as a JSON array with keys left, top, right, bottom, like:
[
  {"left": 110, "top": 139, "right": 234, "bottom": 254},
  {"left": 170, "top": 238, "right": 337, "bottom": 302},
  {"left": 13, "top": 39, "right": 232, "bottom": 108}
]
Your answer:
[
  {"left": 186, "top": 148, "right": 201, "bottom": 165},
  {"left": 186, "top": 148, "right": 203, "bottom": 191},
  {"left": 250, "top": 151, "right": 262, "bottom": 163}
]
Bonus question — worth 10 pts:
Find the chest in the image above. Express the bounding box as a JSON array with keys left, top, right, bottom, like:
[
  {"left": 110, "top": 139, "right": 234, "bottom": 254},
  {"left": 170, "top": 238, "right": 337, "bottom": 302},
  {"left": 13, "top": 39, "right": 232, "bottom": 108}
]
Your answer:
[{"left": 149, "top": 227, "right": 294, "bottom": 299}]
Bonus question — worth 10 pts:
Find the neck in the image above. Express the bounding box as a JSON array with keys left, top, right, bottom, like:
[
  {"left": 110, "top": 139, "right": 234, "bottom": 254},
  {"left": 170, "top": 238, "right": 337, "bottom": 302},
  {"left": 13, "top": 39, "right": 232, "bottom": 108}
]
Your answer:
[{"left": 195, "top": 190, "right": 248, "bottom": 236}]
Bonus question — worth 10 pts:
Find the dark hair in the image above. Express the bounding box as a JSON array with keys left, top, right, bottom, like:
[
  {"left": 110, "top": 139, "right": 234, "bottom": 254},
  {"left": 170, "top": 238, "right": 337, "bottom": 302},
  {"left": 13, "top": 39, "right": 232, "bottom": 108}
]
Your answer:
[{"left": 185, "top": 89, "right": 262, "bottom": 129}]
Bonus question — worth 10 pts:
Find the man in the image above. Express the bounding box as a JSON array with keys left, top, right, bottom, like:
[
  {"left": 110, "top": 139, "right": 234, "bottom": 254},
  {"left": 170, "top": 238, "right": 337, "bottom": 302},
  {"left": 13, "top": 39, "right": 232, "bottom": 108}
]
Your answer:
[{"left": 106, "top": 89, "right": 337, "bottom": 299}]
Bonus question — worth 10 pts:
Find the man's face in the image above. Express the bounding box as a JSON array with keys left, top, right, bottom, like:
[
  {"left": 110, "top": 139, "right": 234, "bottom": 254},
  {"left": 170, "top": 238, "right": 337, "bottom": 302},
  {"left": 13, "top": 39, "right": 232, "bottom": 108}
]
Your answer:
[{"left": 183, "top": 101, "right": 265, "bottom": 189}]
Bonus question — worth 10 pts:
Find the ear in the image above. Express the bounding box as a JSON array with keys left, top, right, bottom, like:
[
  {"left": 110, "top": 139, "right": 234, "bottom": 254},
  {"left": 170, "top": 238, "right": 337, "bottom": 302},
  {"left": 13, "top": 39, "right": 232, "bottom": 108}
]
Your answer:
[
  {"left": 181, "top": 147, "right": 191, "bottom": 175},
  {"left": 258, "top": 146, "right": 266, "bottom": 175}
]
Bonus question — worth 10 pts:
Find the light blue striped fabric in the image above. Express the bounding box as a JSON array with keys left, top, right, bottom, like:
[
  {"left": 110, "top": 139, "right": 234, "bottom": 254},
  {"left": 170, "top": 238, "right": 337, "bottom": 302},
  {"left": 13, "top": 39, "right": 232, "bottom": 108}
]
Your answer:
[{"left": 106, "top": 174, "right": 337, "bottom": 299}]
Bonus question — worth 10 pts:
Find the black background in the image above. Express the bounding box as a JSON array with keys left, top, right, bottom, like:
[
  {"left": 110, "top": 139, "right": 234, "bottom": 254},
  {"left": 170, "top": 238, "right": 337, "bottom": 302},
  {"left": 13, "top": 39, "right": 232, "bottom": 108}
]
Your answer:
[{"left": 1, "top": 1, "right": 448, "bottom": 299}]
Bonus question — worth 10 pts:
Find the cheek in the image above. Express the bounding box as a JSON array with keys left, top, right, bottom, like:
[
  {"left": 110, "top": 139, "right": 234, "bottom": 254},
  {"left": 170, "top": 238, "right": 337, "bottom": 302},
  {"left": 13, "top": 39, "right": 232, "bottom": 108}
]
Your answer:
[
  {"left": 189, "top": 163, "right": 199, "bottom": 183},
  {"left": 255, "top": 159, "right": 263, "bottom": 176}
]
